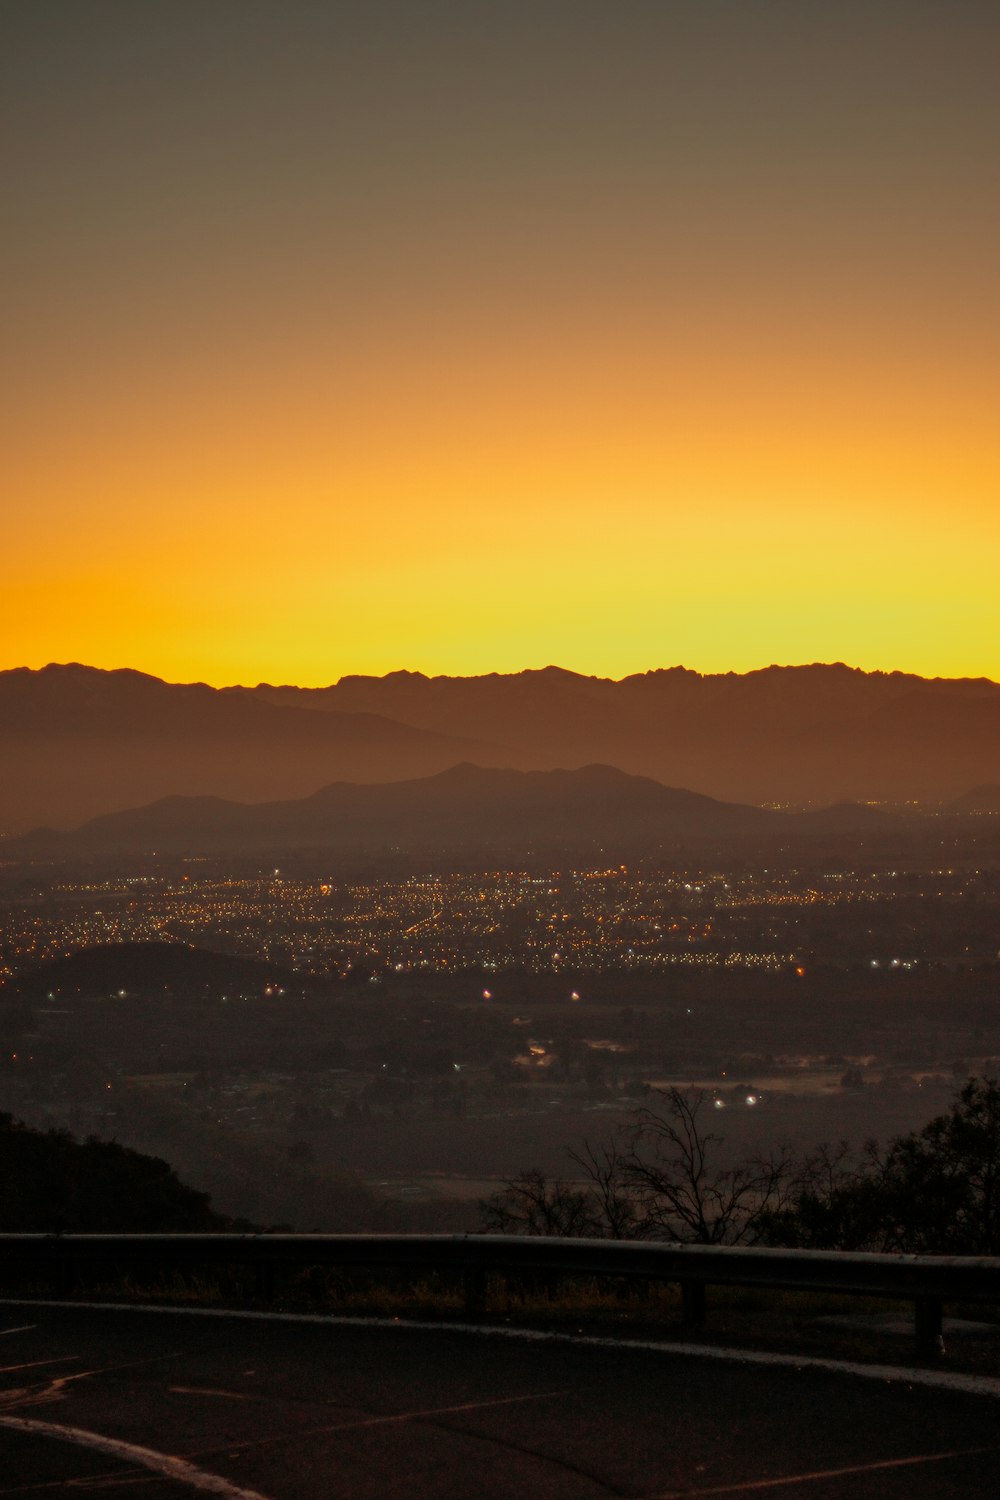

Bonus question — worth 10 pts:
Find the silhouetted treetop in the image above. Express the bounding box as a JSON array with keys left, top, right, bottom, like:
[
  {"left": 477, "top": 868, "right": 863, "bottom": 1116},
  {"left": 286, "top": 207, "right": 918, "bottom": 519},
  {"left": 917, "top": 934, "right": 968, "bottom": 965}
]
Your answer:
[{"left": 0, "top": 1112, "right": 231, "bottom": 1232}]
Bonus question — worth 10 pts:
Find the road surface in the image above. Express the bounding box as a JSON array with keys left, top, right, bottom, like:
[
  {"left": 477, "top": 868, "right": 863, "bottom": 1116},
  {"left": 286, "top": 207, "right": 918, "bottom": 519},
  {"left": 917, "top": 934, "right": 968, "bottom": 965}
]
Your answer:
[{"left": 2, "top": 1304, "right": 999, "bottom": 1497}]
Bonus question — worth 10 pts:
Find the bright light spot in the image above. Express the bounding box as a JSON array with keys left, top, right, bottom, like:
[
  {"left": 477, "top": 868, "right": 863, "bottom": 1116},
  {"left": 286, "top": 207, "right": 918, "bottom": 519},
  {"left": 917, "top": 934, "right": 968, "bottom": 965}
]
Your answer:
[{"left": 482, "top": 989, "right": 492, "bottom": 999}]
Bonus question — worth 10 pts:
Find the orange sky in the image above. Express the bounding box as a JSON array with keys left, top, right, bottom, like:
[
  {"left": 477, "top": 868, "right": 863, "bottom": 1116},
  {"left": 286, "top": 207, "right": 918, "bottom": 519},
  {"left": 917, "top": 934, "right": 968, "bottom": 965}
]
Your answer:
[{"left": 3, "top": 3, "right": 998, "bottom": 687}]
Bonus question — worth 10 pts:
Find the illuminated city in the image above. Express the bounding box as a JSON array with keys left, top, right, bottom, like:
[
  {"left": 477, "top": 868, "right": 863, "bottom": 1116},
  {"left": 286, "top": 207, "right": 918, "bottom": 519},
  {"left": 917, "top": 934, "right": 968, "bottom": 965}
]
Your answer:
[{"left": 3, "top": 861, "right": 998, "bottom": 986}]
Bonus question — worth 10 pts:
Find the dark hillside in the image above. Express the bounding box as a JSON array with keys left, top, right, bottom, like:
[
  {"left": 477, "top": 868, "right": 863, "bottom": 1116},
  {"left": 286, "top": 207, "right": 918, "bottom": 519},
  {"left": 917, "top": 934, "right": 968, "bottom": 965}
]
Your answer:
[
  {"left": 0, "top": 1112, "right": 231, "bottom": 1231},
  {"left": 7, "top": 941, "right": 310, "bottom": 1001}
]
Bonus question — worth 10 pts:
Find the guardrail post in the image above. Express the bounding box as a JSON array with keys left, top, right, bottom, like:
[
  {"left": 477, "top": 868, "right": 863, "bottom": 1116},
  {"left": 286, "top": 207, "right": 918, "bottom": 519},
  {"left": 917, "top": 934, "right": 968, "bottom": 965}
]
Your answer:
[
  {"left": 464, "top": 1267, "right": 487, "bottom": 1316},
  {"left": 914, "top": 1296, "right": 944, "bottom": 1358},
  {"left": 681, "top": 1279, "right": 706, "bottom": 1326},
  {"left": 256, "top": 1258, "right": 275, "bottom": 1303},
  {"left": 56, "top": 1248, "right": 75, "bottom": 1297}
]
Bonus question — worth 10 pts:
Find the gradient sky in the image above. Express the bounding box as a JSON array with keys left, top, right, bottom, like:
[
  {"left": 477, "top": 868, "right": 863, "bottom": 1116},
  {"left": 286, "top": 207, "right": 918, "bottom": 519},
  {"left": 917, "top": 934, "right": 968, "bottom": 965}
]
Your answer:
[{"left": 3, "top": 1, "right": 998, "bottom": 686}]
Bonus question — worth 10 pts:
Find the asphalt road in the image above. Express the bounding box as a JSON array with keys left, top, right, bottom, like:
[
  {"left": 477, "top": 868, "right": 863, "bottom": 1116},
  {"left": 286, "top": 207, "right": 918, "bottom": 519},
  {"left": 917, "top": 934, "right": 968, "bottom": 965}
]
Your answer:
[{"left": 2, "top": 1305, "right": 1000, "bottom": 1498}]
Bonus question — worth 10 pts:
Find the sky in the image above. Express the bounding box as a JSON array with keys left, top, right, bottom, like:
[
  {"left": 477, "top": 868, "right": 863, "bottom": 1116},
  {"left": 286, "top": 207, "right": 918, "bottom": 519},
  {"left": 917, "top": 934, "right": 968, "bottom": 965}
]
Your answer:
[{"left": 3, "top": 1, "right": 998, "bottom": 687}]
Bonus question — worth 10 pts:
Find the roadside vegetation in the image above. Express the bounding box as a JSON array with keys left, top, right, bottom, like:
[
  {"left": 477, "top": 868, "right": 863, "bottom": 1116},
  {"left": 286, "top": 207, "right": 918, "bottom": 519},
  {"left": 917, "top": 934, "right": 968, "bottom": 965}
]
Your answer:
[
  {"left": 3, "top": 1094, "right": 999, "bottom": 1374},
  {"left": 5, "top": 1076, "right": 999, "bottom": 1254},
  {"left": 480, "top": 1076, "right": 1000, "bottom": 1255}
]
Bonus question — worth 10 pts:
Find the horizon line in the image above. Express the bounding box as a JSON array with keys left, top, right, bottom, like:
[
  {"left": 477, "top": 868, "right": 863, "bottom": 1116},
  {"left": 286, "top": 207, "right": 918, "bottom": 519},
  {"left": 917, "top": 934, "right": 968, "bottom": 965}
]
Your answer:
[{"left": 4, "top": 658, "right": 1000, "bottom": 693}]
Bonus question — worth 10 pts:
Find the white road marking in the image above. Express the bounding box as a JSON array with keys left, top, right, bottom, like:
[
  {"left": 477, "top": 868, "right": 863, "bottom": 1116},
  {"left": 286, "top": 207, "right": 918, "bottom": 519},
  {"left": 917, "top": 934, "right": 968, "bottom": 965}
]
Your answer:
[
  {"left": 0, "top": 1416, "right": 275, "bottom": 1500},
  {"left": 0, "top": 1359, "right": 78, "bottom": 1377},
  {"left": 0, "top": 1327, "right": 37, "bottom": 1338},
  {"left": 652, "top": 1443, "right": 1000, "bottom": 1496}
]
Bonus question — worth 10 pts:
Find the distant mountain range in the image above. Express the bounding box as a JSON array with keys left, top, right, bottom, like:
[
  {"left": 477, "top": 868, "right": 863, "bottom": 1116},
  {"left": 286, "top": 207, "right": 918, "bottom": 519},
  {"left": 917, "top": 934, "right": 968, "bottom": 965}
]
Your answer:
[
  {"left": 2, "top": 661, "right": 999, "bottom": 834},
  {"left": 236, "top": 662, "right": 1000, "bottom": 808},
  {"left": 0, "top": 663, "right": 498, "bottom": 833},
  {"left": 8, "top": 762, "right": 899, "bottom": 862}
]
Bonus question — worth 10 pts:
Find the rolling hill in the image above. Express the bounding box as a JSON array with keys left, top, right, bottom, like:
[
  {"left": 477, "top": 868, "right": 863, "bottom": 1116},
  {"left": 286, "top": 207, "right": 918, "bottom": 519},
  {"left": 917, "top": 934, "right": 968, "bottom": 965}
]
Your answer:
[{"left": 8, "top": 762, "right": 898, "bottom": 862}]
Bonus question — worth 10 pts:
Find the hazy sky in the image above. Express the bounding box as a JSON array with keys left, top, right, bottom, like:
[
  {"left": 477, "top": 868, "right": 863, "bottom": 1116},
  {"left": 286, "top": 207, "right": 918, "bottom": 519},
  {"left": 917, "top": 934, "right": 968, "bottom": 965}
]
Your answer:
[{"left": 4, "top": 1, "right": 998, "bottom": 685}]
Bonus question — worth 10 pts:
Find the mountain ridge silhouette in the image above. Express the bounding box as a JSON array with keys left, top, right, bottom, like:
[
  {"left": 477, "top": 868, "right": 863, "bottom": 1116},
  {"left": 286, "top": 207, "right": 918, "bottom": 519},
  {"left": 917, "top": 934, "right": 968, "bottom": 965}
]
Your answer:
[{"left": 3, "top": 661, "right": 999, "bottom": 831}]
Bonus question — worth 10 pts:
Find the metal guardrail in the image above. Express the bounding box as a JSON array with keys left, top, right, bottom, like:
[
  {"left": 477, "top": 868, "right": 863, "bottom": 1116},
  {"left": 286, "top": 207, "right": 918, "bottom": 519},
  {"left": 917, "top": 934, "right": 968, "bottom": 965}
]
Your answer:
[{"left": 2, "top": 1233, "right": 999, "bottom": 1358}]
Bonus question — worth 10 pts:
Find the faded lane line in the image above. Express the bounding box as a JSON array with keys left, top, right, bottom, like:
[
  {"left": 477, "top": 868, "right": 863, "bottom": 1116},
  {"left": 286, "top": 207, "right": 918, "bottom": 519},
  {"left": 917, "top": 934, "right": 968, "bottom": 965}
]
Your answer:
[
  {"left": 170, "top": 1386, "right": 261, "bottom": 1402},
  {"left": 0, "top": 1327, "right": 37, "bottom": 1338},
  {"left": 4, "top": 1355, "right": 183, "bottom": 1413},
  {"left": 189, "top": 1388, "right": 570, "bottom": 1462},
  {"left": 653, "top": 1443, "right": 1000, "bottom": 1496},
  {"left": 321, "top": 1387, "right": 570, "bottom": 1433},
  {"left": 0, "top": 1475, "right": 148, "bottom": 1495},
  {"left": 0, "top": 1358, "right": 79, "bottom": 1376},
  {"left": 0, "top": 1416, "right": 274, "bottom": 1500}
]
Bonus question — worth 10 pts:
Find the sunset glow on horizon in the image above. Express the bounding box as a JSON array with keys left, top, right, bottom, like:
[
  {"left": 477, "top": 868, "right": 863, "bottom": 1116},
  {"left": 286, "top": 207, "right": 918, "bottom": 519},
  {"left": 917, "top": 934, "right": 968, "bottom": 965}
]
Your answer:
[{"left": 4, "top": 2, "right": 998, "bottom": 689}]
